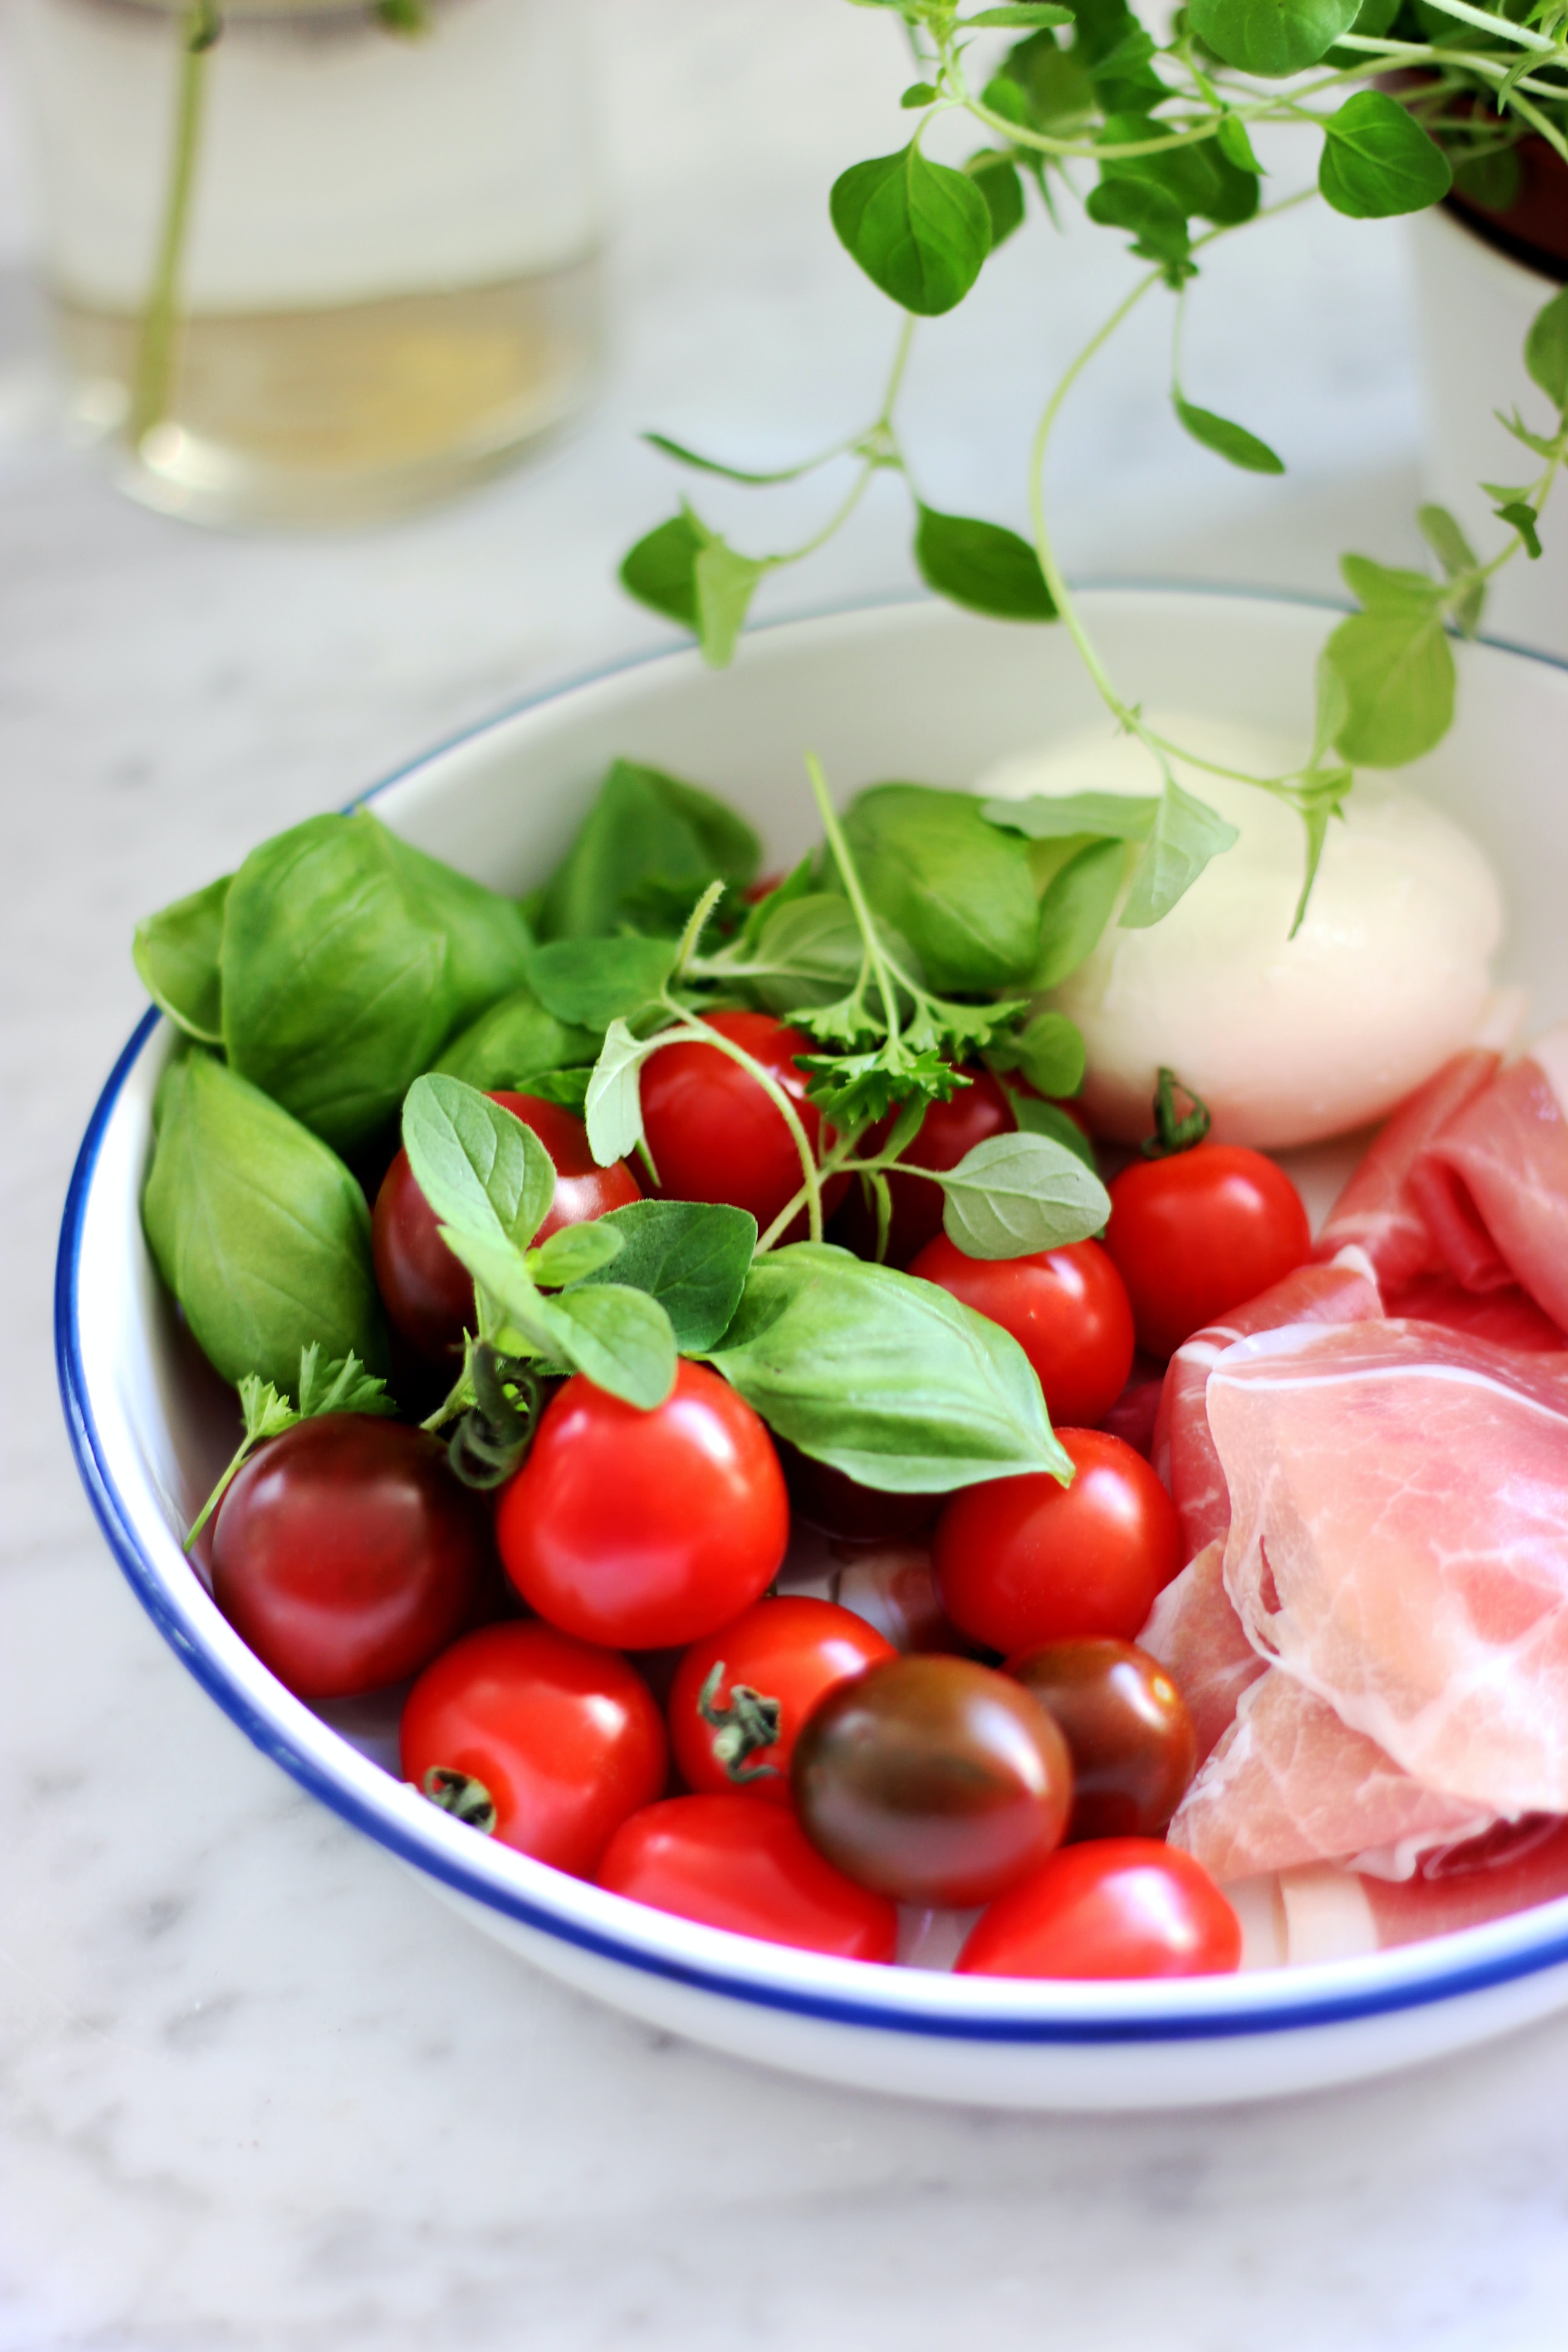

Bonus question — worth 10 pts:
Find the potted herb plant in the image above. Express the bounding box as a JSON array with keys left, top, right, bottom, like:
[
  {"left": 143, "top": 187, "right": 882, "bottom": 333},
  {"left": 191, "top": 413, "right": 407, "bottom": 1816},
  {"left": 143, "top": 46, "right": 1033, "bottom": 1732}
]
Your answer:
[{"left": 617, "top": 0, "right": 1568, "bottom": 873}]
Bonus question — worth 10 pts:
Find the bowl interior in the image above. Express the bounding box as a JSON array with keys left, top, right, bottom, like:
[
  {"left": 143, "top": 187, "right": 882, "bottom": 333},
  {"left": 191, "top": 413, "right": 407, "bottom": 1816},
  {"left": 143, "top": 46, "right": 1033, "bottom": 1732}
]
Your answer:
[{"left": 59, "top": 589, "right": 1568, "bottom": 2044}]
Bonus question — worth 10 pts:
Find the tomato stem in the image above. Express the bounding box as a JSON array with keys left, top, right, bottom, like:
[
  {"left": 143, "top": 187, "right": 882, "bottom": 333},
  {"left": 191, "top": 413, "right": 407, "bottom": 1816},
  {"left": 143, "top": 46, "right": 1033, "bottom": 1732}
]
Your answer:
[
  {"left": 1142, "top": 1067, "right": 1212, "bottom": 1159},
  {"left": 417, "top": 1767, "right": 498, "bottom": 1834},
  {"left": 696, "top": 1661, "right": 783, "bottom": 1783}
]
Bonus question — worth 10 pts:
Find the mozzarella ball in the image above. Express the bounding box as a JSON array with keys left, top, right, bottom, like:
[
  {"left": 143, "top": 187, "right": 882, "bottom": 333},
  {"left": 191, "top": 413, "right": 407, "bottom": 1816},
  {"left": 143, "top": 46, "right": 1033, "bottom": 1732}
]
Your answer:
[{"left": 979, "top": 714, "right": 1504, "bottom": 1150}]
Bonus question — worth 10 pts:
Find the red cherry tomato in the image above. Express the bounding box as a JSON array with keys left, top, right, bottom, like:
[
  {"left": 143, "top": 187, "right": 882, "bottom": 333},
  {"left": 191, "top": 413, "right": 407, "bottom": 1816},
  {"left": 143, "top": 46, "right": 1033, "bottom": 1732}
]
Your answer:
[
  {"left": 907, "top": 1234, "right": 1135, "bottom": 1428},
  {"left": 211, "top": 1415, "right": 490, "bottom": 1699},
  {"left": 833, "top": 1066, "right": 1015, "bottom": 1267},
  {"left": 1104, "top": 1143, "right": 1310, "bottom": 1360},
  {"left": 495, "top": 1360, "right": 789, "bottom": 1649},
  {"left": 791, "top": 1655, "right": 1073, "bottom": 1908},
  {"left": 401, "top": 1621, "right": 667, "bottom": 1875},
  {"left": 669, "top": 1597, "right": 895, "bottom": 1804},
  {"left": 638, "top": 1011, "right": 846, "bottom": 1244},
  {"left": 372, "top": 1092, "right": 642, "bottom": 1360},
  {"left": 956, "top": 1838, "right": 1241, "bottom": 1979},
  {"left": 932, "top": 1429, "right": 1181, "bottom": 1653},
  {"left": 1006, "top": 1637, "right": 1196, "bottom": 1840},
  {"left": 597, "top": 1793, "right": 897, "bottom": 1960}
]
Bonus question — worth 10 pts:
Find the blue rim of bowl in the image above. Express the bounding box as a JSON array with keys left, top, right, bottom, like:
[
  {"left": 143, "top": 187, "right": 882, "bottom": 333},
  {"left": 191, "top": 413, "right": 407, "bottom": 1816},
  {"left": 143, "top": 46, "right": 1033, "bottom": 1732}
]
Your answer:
[{"left": 54, "top": 588, "right": 1568, "bottom": 2048}]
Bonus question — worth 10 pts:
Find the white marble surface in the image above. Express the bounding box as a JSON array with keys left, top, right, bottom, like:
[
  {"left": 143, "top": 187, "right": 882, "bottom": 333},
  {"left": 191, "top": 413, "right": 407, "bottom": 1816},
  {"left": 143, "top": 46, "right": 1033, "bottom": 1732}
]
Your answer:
[{"left": 5, "top": 4, "right": 1568, "bottom": 2345}]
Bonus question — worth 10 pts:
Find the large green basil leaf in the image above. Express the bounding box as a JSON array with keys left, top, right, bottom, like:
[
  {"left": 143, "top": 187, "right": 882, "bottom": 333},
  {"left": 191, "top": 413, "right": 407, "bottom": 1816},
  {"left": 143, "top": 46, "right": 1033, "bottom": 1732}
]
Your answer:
[
  {"left": 221, "top": 812, "right": 533, "bottom": 1156},
  {"left": 706, "top": 1243, "right": 1071, "bottom": 1490},
  {"left": 525, "top": 936, "right": 678, "bottom": 1029},
  {"left": 574, "top": 1200, "right": 757, "bottom": 1351},
  {"left": 433, "top": 987, "right": 600, "bottom": 1091},
  {"left": 142, "top": 1049, "right": 387, "bottom": 1393},
  {"left": 536, "top": 759, "right": 760, "bottom": 942},
  {"left": 839, "top": 784, "right": 1040, "bottom": 992},
  {"left": 132, "top": 873, "right": 230, "bottom": 1044}
]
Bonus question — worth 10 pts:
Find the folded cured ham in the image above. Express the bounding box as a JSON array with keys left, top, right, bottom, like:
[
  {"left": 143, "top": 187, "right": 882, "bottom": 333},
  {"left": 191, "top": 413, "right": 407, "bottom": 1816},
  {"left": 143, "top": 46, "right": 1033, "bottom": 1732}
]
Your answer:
[
  {"left": 1207, "top": 1320, "right": 1568, "bottom": 1814},
  {"left": 1139, "top": 1539, "right": 1264, "bottom": 1767}
]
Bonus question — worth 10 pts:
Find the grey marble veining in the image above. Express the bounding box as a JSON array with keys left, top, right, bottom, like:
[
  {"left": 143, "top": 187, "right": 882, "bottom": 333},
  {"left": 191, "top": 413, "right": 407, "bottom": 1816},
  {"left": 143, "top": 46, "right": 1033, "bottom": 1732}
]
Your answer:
[{"left": 5, "top": 4, "right": 1562, "bottom": 2346}]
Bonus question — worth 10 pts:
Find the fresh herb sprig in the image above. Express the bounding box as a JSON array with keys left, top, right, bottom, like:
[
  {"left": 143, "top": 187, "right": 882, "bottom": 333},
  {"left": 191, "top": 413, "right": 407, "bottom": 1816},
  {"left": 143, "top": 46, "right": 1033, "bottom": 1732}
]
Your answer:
[
  {"left": 621, "top": 0, "right": 1568, "bottom": 925},
  {"left": 185, "top": 1343, "right": 392, "bottom": 1550}
]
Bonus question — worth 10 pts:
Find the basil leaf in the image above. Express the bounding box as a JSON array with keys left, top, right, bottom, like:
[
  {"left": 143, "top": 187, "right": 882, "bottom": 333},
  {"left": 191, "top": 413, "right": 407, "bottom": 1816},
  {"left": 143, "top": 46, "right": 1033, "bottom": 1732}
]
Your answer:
[
  {"left": 434, "top": 987, "right": 599, "bottom": 1092},
  {"left": 967, "top": 152, "right": 1027, "bottom": 249},
  {"left": 510, "top": 1066, "right": 595, "bottom": 1117},
  {"left": 1319, "top": 605, "right": 1456, "bottom": 766},
  {"left": 1119, "top": 781, "right": 1240, "bottom": 928},
  {"left": 133, "top": 873, "right": 230, "bottom": 1044},
  {"left": 1174, "top": 397, "right": 1284, "bottom": 474},
  {"left": 983, "top": 790, "right": 1159, "bottom": 843},
  {"left": 142, "top": 1049, "right": 387, "bottom": 1393},
  {"left": 1526, "top": 289, "right": 1568, "bottom": 412},
  {"left": 574, "top": 1199, "right": 757, "bottom": 1351},
  {"left": 545, "top": 1285, "right": 678, "bottom": 1410},
  {"left": 529, "top": 1221, "right": 624, "bottom": 1288},
  {"left": 620, "top": 511, "right": 702, "bottom": 630},
  {"left": 1319, "top": 93, "right": 1452, "bottom": 218},
  {"left": 525, "top": 936, "right": 677, "bottom": 1029},
  {"left": 1010, "top": 1010, "right": 1086, "bottom": 1097},
  {"left": 830, "top": 144, "right": 993, "bottom": 317},
  {"left": 585, "top": 1019, "right": 653, "bottom": 1166},
  {"left": 537, "top": 759, "right": 759, "bottom": 943},
  {"left": 939, "top": 1131, "right": 1110, "bottom": 1259},
  {"left": 1007, "top": 1090, "right": 1098, "bottom": 1171},
  {"left": 1032, "top": 837, "right": 1127, "bottom": 988},
  {"left": 220, "top": 812, "right": 532, "bottom": 1156},
  {"left": 402, "top": 1074, "right": 557, "bottom": 1250},
  {"left": 1188, "top": 0, "right": 1360, "bottom": 76},
  {"left": 695, "top": 539, "right": 767, "bottom": 668},
  {"left": 841, "top": 783, "right": 1040, "bottom": 992},
  {"left": 710, "top": 1245, "right": 1071, "bottom": 1489},
  {"left": 913, "top": 505, "right": 1056, "bottom": 621}
]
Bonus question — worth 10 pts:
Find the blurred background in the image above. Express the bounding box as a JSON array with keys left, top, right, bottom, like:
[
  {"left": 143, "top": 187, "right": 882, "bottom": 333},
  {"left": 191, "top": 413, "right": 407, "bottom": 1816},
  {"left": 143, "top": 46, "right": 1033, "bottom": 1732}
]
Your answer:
[{"left": 9, "top": 7, "right": 1567, "bottom": 2348}]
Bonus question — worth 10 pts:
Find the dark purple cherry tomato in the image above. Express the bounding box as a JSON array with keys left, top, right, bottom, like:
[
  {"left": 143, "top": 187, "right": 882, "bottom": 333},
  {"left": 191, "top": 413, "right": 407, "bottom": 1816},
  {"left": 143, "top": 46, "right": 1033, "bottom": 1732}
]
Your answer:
[
  {"left": 1007, "top": 1638, "right": 1196, "bottom": 1840},
  {"left": 832, "top": 1066, "right": 1015, "bottom": 1267},
  {"left": 401, "top": 1621, "right": 667, "bottom": 1876},
  {"left": 372, "top": 1091, "right": 641, "bottom": 1360},
  {"left": 907, "top": 1234, "right": 1135, "bottom": 1429},
  {"left": 956, "top": 1838, "right": 1241, "bottom": 1980},
  {"left": 638, "top": 1011, "right": 847, "bottom": 1244},
  {"left": 791, "top": 1654, "right": 1072, "bottom": 1907},
  {"left": 211, "top": 1414, "right": 490, "bottom": 1699},
  {"left": 598, "top": 1793, "right": 897, "bottom": 1960},
  {"left": 669, "top": 1596, "right": 895, "bottom": 1803}
]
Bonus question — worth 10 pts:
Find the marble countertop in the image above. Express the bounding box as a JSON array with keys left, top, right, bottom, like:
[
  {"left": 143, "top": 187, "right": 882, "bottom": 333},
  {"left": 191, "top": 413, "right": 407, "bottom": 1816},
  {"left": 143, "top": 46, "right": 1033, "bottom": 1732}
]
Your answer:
[{"left": 5, "top": 4, "right": 1568, "bottom": 2345}]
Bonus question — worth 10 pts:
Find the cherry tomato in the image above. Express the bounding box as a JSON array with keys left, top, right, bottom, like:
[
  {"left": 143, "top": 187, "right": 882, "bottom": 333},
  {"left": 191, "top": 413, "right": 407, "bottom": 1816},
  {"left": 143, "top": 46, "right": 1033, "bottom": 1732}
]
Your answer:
[
  {"left": 932, "top": 1429, "right": 1181, "bottom": 1654},
  {"left": 211, "top": 1415, "right": 490, "bottom": 1699},
  {"left": 956, "top": 1838, "right": 1241, "bottom": 1979},
  {"left": 669, "top": 1597, "right": 895, "bottom": 1803},
  {"left": 495, "top": 1360, "right": 789, "bottom": 1649},
  {"left": 1006, "top": 1638, "right": 1196, "bottom": 1840},
  {"left": 791, "top": 1655, "right": 1072, "bottom": 1907},
  {"left": 778, "top": 1440, "right": 937, "bottom": 1544},
  {"left": 1105, "top": 1143, "right": 1310, "bottom": 1360},
  {"left": 832, "top": 1066, "right": 1015, "bottom": 1267},
  {"left": 597, "top": 1793, "right": 897, "bottom": 1960},
  {"left": 372, "top": 1092, "right": 642, "bottom": 1360},
  {"left": 907, "top": 1235, "right": 1135, "bottom": 1429},
  {"left": 638, "top": 1011, "right": 846, "bottom": 1244},
  {"left": 401, "top": 1621, "right": 667, "bottom": 1875}
]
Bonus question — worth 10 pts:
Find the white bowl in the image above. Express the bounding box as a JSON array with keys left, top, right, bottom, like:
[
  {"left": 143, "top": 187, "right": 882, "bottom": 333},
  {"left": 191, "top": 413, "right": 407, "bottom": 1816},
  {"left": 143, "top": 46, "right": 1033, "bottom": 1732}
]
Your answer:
[{"left": 56, "top": 589, "right": 1568, "bottom": 2111}]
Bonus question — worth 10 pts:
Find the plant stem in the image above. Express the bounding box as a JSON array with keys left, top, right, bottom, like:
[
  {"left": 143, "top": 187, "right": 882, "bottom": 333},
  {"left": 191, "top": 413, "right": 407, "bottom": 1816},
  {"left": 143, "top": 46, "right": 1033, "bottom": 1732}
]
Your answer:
[
  {"left": 129, "top": 3, "right": 215, "bottom": 447},
  {"left": 657, "top": 1007, "right": 826, "bottom": 1242},
  {"left": 806, "top": 753, "right": 905, "bottom": 1043}
]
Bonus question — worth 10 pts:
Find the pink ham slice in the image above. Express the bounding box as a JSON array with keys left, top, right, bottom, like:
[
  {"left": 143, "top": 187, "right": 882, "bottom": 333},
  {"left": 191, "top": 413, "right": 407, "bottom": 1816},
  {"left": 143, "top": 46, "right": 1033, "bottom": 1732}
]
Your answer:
[
  {"left": 1168, "top": 1667, "right": 1495, "bottom": 1883},
  {"left": 1209, "top": 1318, "right": 1568, "bottom": 1814},
  {"left": 1384, "top": 1272, "right": 1566, "bottom": 1354},
  {"left": 1407, "top": 1024, "right": 1568, "bottom": 1333},
  {"left": 1314, "top": 1049, "right": 1499, "bottom": 1287},
  {"left": 1138, "top": 1538, "right": 1265, "bottom": 1766},
  {"left": 1359, "top": 1819, "right": 1568, "bottom": 1948},
  {"left": 1151, "top": 1253, "right": 1382, "bottom": 1565}
]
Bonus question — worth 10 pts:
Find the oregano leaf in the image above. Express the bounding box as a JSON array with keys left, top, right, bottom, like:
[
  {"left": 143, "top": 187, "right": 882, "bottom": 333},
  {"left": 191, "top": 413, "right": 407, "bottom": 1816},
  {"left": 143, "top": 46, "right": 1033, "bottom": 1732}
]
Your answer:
[
  {"left": 830, "top": 143, "right": 992, "bottom": 316},
  {"left": 1319, "top": 92, "right": 1452, "bottom": 218},
  {"left": 1174, "top": 395, "right": 1284, "bottom": 474},
  {"left": 914, "top": 504, "right": 1056, "bottom": 620}
]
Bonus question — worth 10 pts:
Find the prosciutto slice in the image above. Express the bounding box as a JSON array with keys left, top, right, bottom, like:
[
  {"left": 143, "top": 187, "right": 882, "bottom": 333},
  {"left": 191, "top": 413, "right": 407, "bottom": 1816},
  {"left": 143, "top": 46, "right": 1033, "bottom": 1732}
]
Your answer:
[
  {"left": 1168, "top": 1668, "right": 1495, "bottom": 1884},
  {"left": 1208, "top": 1319, "right": 1568, "bottom": 1813},
  {"left": 1138, "top": 1539, "right": 1264, "bottom": 1765},
  {"left": 1314, "top": 1049, "right": 1499, "bottom": 1287},
  {"left": 1383, "top": 1272, "right": 1566, "bottom": 1354},
  {"left": 1151, "top": 1253, "right": 1382, "bottom": 1564},
  {"left": 1408, "top": 1024, "right": 1568, "bottom": 1333}
]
